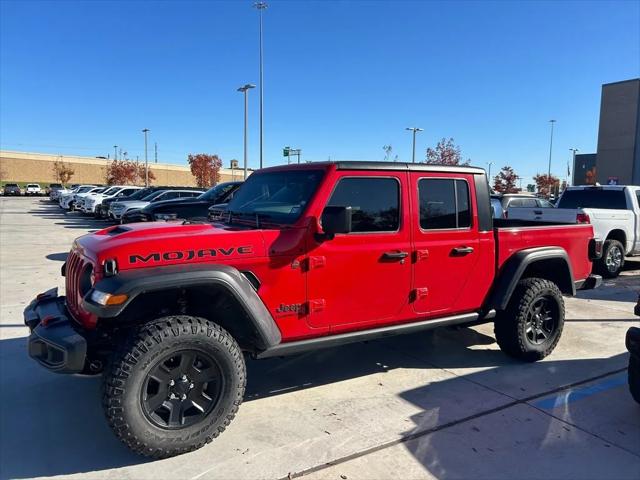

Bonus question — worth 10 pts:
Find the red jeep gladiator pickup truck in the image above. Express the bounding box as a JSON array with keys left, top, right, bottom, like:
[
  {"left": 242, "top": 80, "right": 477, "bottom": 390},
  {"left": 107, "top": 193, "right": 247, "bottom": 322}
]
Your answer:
[{"left": 25, "top": 162, "right": 602, "bottom": 458}]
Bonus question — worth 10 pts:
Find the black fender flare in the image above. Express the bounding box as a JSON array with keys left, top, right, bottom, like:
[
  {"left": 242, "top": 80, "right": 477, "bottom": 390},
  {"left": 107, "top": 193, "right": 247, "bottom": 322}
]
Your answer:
[
  {"left": 485, "top": 247, "right": 575, "bottom": 312},
  {"left": 83, "top": 264, "right": 281, "bottom": 350}
]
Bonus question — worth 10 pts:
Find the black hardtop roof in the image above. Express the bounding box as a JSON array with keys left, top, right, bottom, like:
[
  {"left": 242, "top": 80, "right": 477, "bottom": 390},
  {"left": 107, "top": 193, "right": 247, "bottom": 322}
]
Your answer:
[{"left": 260, "top": 161, "right": 486, "bottom": 175}]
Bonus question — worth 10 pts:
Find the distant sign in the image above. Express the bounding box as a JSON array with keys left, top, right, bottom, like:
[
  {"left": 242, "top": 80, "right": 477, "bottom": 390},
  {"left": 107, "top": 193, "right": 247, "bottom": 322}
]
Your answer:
[
  {"left": 607, "top": 176, "right": 619, "bottom": 185},
  {"left": 283, "top": 147, "right": 290, "bottom": 157}
]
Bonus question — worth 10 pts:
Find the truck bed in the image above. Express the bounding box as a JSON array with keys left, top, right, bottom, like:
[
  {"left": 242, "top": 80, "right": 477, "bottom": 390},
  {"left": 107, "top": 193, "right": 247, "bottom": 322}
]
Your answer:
[{"left": 494, "top": 220, "right": 594, "bottom": 282}]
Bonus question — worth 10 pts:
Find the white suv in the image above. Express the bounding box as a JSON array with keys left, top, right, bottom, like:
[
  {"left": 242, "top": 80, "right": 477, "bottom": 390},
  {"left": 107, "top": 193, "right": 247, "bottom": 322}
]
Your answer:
[{"left": 81, "top": 186, "right": 143, "bottom": 215}]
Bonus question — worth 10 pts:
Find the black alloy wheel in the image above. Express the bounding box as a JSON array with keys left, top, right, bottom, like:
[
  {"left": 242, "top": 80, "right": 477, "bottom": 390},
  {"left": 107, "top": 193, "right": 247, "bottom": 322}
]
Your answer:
[
  {"left": 524, "top": 296, "right": 558, "bottom": 346},
  {"left": 142, "top": 349, "right": 224, "bottom": 429}
]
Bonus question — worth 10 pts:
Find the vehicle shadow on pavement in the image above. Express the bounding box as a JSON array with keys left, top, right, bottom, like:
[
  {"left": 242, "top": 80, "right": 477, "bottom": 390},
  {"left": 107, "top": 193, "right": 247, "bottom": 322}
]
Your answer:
[
  {"left": 1, "top": 327, "right": 634, "bottom": 479},
  {"left": 28, "top": 202, "right": 111, "bottom": 231},
  {"left": 0, "top": 327, "right": 495, "bottom": 479}
]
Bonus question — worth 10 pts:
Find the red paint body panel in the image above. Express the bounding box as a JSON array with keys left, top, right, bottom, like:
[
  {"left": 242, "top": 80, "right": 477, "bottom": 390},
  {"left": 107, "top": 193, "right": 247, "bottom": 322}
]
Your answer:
[{"left": 65, "top": 164, "right": 596, "bottom": 346}]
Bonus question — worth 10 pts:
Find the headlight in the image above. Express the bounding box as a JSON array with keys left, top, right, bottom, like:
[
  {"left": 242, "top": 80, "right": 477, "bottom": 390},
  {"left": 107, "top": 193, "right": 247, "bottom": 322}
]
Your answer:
[
  {"left": 155, "top": 213, "right": 177, "bottom": 221},
  {"left": 90, "top": 289, "right": 128, "bottom": 306}
]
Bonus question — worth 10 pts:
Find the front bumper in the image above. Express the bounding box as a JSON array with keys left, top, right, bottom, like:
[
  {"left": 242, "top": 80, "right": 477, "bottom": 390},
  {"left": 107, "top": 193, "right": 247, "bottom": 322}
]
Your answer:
[
  {"left": 24, "top": 288, "right": 87, "bottom": 374},
  {"left": 122, "top": 211, "right": 151, "bottom": 223},
  {"left": 576, "top": 274, "right": 603, "bottom": 291}
]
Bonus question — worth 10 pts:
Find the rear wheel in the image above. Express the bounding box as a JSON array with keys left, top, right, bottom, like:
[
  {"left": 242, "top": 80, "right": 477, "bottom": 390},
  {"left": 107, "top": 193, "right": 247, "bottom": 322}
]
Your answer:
[
  {"left": 629, "top": 355, "right": 640, "bottom": 404},
  {"left": 595, "top": 239, "right": 625, "bottom": 278},
  {"left": 494, "top": 278, "right": 565, "bottom": 362},
  {"left": 103, "top": 316, "right": 246, "bottom": 458}
]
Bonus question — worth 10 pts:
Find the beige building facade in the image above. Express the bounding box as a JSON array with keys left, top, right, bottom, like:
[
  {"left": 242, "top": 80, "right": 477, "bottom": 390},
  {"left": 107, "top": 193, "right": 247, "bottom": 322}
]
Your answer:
[{"left": 0, "top": 150, "right": 248, "bottom": 186}]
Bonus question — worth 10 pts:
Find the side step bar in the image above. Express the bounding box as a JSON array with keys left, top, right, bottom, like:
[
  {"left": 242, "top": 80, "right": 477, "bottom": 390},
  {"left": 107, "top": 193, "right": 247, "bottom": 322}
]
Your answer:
[{"left": 257, "top": 312, "right": 479, "bottom": 359}]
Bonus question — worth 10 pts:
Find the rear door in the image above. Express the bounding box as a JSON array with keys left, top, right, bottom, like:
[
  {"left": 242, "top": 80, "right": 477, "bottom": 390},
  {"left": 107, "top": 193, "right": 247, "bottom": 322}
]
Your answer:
[
  {"left": 410, "top": 173, "right": 487, "bottom": 315},
  {"left": 306, "top": 172, "right": 412, "bottom": 329}
]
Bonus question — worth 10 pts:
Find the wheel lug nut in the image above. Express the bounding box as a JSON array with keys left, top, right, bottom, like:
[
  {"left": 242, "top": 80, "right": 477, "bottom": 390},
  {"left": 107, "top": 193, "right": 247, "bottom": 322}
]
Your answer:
[
  {"left": 169, "top": 380, "right": 175, "bottom": 386},
  {"left": 169, "top": 393, "right": 177, "bottom": 399},
  {"left": 182, "top": 375, "right": 188, "bottom": 381},
  {"left": 189, "top": 383, "right": 194, "bottom": 389},
  {"left": 181, "top": 394, "right": 187, "bottom": 400}
]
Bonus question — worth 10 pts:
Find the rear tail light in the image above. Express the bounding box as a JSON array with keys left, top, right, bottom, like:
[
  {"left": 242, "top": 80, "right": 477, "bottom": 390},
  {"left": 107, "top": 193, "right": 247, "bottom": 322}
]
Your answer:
[{"left": 576, "top": 213, "right": 590, "bottom": 224}]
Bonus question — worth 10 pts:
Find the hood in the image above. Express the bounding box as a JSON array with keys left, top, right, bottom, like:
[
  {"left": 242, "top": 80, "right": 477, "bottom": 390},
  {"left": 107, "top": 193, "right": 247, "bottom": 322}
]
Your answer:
[
  {"left": 77, "top": 221, "right": 267, "bottom": 271},
  {"left": 142, "top": 197, "right": 204, "bottom": 213},
  {"left": 112, "top": 200, "right": 148, "bottom": 210}
]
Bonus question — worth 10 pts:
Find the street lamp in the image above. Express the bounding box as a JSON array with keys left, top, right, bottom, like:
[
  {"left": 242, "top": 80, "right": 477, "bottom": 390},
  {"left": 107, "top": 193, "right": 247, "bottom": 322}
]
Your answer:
[
  {"left": 405, "top": 127, "right": 423, "bottom": 163},
  {"left": 238, "top": 84, "right": 256, "bottom": 180},
  {"left": 487, "top": 161, "right": 494, "bottom": 180},
  {"left": 142, "top": 129, "right": 150, "bottom": 187},
  {"left": 253, "top": 2, "right": 267, "bottom": 169},
  {"left": 547, "top": 119, "right": 556, "bottom": 178},
  {"left": 113, "top": 145, "right": 118, "bottom": 160}
]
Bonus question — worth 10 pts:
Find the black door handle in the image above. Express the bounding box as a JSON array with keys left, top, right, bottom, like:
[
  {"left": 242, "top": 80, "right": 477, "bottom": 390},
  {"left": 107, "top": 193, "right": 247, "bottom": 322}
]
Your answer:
[
  {"left": 382, "top": 251, "right": 409, "bottom": 260},
  {"left": 534, "top": 210, "right": 543, "bottom": 215},
  {"left": 452, "top": 246, "right": 474, "bottom": 255}
]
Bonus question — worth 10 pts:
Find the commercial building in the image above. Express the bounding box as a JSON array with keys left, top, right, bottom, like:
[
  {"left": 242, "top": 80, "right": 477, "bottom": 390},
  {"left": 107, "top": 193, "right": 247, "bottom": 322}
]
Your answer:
[
  {"left": 0, "top": 150, "right": 248, "bottom": 187},
  {"left": 573, "top": 78, "right": 640, "bottom": 186}
]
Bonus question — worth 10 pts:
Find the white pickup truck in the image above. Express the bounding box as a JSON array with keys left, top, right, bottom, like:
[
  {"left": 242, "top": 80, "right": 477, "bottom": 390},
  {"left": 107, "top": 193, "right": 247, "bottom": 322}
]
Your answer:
[{"left": 507, "top": 185, "right": 640, "bottom": 278}]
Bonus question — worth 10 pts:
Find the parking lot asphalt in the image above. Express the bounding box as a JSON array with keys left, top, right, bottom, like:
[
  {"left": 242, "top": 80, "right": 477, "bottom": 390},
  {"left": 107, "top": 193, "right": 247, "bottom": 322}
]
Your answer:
[{"left": 1, "top": 197, "right": 639, "bottom": 480}]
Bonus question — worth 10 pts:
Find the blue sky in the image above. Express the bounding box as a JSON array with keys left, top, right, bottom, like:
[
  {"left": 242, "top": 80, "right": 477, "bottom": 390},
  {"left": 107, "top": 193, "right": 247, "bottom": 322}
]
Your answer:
[{"left": 1, "top": 0, "right": 639, "bottom": 186}]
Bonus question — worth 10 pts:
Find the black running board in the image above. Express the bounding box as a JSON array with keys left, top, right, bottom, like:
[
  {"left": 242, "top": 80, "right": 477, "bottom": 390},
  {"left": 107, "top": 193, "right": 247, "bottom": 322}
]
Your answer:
[{"left": 257, "top": 312, "right": 479, "bottom": 359}]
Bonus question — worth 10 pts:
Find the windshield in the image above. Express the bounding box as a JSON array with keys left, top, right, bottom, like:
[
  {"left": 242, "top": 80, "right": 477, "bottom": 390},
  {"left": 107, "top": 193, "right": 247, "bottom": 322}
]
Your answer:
[
  {"left": 199, "top": 183, "right": 237, "bottom": 201},
  {"left": 27, "top": 184, "right": 39, "bottom": 188},
  {"left": 558, "top": 189, "right": 627, "bottom": 209},
  {"left": 225, "top": 169, "right": 325, "bottom": 225},
  {"left": 76, "top": 187, "right": 93, "bottom": 194},
  {"left": 6, "top": 184, "right": 18, "bottom": 187},
  {"left": 141, "top": 190, "right": 168, "bottom": 202},
  {"left": 102, "top": 187, "right": 119, "bottom": 195},
  {"left": 125, "top": 188, "right": 150, "bottom": 200}
]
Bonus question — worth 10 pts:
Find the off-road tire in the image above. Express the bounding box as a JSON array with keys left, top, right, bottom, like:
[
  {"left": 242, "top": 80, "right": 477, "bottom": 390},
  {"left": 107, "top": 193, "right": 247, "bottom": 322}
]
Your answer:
[
  {"left": 595, "top": 239, "right": 625, "bottom": 279},
  {"left": 629, "top": 355, "right": 640, "bottom": 404},
  {"left": 103, "top": 315, "right": 246, "bottom": 458},
  {"left": 494, "top": 278, "right": 565, "bottom": 362}
]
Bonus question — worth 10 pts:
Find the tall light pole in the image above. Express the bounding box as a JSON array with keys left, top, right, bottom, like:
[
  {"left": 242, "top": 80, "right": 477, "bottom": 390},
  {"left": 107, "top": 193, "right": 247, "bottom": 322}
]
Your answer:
[
  {"left": 547, "top": 119, "right": 556, "bottom": 178},
  {"left": 113, "top": 145, "right": 118, "bottom": 160},
  {"left": 487, "top": 161, "right": 494, "bottom": 180},
  {"left": 238, "top": 84, "right": 256, "bottom": 180},
  {"left": 142, "top": 128, "right": 150, "bottom": 187},
  {"left": 254, "top": 2, "right": 267, "bottom": 169},
  {"left": 405, "top": 127, "right": 423, "bottom": 163}
]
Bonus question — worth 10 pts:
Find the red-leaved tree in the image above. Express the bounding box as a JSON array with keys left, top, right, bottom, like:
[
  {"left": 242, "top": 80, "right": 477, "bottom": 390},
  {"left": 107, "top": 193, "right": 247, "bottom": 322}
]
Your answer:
[
  {"left": 425, "top": 138, "right": 470, "bottom": 165},
  {"left": 493, "top": 166, "right": 519, "bottom": 193},
  {"left": 188, "top": 153, "right": 222, "bottom": 188},
  {"left": 105, "top": 159, "right": 155, "bottom": 185},
  {"left": 52, "top": 158, "right": 75, "bottom": 184},
  {"left": 534, "top": 173, "right": 560, "bottom": 197}
]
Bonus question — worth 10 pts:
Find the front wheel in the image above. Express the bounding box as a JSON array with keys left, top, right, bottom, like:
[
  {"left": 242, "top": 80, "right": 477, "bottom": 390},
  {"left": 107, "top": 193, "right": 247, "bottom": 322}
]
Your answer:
[
  {"left": 494, "top": 278, "right": 565, "bottom": 362},
  {"left": 103, "top": 316, "right": 246, "bottom": 458}
]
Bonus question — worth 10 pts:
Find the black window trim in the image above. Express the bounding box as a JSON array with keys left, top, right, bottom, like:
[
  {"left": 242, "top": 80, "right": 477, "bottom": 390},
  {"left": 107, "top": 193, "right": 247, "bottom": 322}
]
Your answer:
[
  {"left": 417, "top": 176, "right": 474, "bottom": 232},
  {"left": 325, "top": 174, "right": 402, "bottom": 235}
]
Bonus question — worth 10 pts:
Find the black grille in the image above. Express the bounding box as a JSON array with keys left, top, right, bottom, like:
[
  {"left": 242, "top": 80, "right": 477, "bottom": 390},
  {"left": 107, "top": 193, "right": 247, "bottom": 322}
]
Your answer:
[{"left": 65, "top": 250, "right": 86, "bottom": 320}]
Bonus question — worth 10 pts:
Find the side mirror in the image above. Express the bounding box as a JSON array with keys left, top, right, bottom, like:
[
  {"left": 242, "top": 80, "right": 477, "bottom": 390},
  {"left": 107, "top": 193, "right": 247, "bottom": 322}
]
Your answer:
[{"left": 320, "top": 206, "right": 352, "bottom": 239}]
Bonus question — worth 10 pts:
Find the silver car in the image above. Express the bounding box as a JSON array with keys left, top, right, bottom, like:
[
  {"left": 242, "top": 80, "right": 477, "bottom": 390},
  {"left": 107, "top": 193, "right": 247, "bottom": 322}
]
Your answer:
[{"left": 109, "top": 189, "right": 204, "bottom": 220}]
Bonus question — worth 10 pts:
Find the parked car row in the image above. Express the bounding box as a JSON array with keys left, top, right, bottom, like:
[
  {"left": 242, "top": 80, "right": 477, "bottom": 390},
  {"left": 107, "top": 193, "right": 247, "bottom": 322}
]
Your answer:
[
  {"left": 52, "top": 181, "right": 242, "bottom": 225},
  {"left": 1, "top": 183, "right": 75, "bottom": 196}
]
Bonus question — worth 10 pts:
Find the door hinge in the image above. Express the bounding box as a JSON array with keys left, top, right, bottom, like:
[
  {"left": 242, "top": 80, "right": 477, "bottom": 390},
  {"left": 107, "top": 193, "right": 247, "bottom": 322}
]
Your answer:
[
  {"left": 308, "top": 299, "right": 326, "bottom": 313},
  {"left": 413, "top": 288, "right": 429, "bottom": 300},
  {"left": 415, "top": 249, "right": 429, "bottom": 262},
  {"left": 307, "top": 256, "right": 326, "bottom": 270}
]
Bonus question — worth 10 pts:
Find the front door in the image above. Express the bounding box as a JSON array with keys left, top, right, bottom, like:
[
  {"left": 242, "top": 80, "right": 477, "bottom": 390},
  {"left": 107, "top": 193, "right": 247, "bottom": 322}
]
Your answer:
[{"left": 306, "top": 173, "right": 412, "bottom": 329}]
